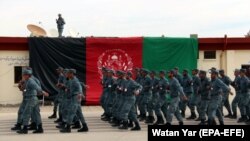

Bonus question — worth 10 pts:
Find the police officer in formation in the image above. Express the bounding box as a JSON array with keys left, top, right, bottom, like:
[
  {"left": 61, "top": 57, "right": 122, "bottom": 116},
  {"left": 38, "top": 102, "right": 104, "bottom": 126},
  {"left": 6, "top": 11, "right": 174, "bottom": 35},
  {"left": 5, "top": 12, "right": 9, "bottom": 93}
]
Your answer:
[
  {"left": 53, "top": 68, "right": 89, "bottom": 133},
  {"left": 100, "top": 67, "right": 250, "bottom": 126},
  {"left": 11, "top": 68, "right": 49, "bottom": 134}
]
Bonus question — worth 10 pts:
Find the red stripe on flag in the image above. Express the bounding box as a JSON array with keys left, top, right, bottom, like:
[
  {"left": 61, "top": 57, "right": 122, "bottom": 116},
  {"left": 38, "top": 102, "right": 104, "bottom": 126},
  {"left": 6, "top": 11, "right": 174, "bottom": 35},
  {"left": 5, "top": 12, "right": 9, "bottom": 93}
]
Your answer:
[{"left": 86, "top": 37, "right": 143, "bottom": 105}]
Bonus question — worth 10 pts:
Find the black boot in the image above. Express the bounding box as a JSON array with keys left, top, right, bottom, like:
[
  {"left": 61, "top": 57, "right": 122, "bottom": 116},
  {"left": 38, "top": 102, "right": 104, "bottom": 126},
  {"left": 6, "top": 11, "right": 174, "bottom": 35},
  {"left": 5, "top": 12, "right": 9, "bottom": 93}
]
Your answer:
[
  {"left": 77, "top": 123, "right": 89, "bottom": 132},
  {"left": 153, "top": 116, "right": 164, "bottom": 125},
  {"left": 145, "top": 116, "right": 155, "bottom": 124},
  {"left": 198, "top": 119, "right": 206, "bottom": 125},
  {"left": 128, "top": 120, "right": 134, "bottom": 128},
  {"left": 111, "top": 120, "right": 120, "bottom": 127},
  {"left": 60, "top": 124, "right": 71, "bottom": 133},
  {"left": 109, "top": 117, "right": 115, "bottom": 124},
  {"left": 56, "top": 122, "right": 66, "bottom": 129},
  {"left": 165, "top": 122, "right": 171, "bottom": 126},
  {"left": 139, "top": 114, "right": 146, "bottom": 121},
  {"left": 28, "top": 122, "right": 37, "bottom": 130},
  {"left": 11, "top": 123, "right": 22, "bottom": 131},
  {"left": 238, "top": 115, "right": 248, "bottom": 123},
  {"left": 179, "top": 121, "right": 184, "bottom": 125},
  {"left": 219, "top": 120, "right": 224, "bottom": 125},
  {"left": 181, "top": 110, "right": 185, "bottom": 118},
  {"left": 33, "top": 124, "right": 44, "bottom": 133},
  {"left": 72, "top": 121, "right": 81, "bottom": 129},
  {"left": 229, "top": 113, "right": 237, "bottom": 119},
  {"left": 118, "top": 121, "right": 128, "bottom": 130},
  {"left": 48, "top": 112, "right": 57, "bottom": 119},
  {"left": 131, "top": 121, "right": 141, "bottom": 131},
  {"left": 101, "top": 115, "right": 111, "bottom": 121},
  {"left": 17, "top": 125, "right": 28, "bottom": 134},
  {"left": 54, "top": 116, "right": 62, "bottom": 123},
  {"left": 186, "top": 112, "right": 197, "bottom": 120}
]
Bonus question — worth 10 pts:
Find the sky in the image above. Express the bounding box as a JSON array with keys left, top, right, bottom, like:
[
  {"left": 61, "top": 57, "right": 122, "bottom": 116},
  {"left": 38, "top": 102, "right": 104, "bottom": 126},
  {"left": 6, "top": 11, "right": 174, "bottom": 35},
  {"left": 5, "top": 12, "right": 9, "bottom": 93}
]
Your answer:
[{"left": 0, "top": 0, "right": 249, "bottom": 37}]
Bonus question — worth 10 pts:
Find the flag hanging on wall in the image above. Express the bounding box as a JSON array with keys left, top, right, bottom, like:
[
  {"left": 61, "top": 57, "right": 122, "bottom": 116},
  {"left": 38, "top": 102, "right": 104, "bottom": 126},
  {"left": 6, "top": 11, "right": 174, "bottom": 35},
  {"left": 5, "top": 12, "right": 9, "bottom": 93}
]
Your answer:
[{"left": 29, "top": 37, "right": 198, "bottom": 105}]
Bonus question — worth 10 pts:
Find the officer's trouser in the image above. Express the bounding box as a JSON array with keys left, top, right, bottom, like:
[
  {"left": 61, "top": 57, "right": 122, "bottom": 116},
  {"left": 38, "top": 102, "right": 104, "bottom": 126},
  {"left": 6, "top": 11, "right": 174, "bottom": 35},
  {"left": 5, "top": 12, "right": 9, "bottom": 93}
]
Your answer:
[
  {"left": 190, "top": 94, "right": 201, "bottom": 114},
  {"left": 17, "top": 99, "right": 27, "bottom": 124},
  {"left": 208, "top": 95, "right": 223, "bottom": 122},
  {"left": 199, "top": 99, "right": 209, "bottom": 120},
  {"left": 231, "top": 92, "right": 241, "bottom": 116},
  {"left": 239, "top": 93, "right": 250, "bottom": 116},
  {"left": 155, "top": 93, "right": 168, "bottom": 119},
  {"left": 166, "top": 97, "right": 183, "bottom": 123},
  {"left": 139, "top": 91, "right": 152, "bottom": 116},
  {"left": 120, "top": 95, "right": 136, "bottom": 121},
  {"left": 21, "top": 97, "right": 39, "bottom": 126}
]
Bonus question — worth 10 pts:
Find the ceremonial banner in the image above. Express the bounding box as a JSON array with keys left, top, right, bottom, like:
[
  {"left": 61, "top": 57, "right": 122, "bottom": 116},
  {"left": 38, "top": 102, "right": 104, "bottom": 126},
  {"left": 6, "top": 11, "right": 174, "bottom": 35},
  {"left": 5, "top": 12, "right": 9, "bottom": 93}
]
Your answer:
[
  {"left": 86, "top": 37, "right": 143, "bottom": 105},
  {"left": 29, "top": 37, "right": 198, "bottom": 105}
]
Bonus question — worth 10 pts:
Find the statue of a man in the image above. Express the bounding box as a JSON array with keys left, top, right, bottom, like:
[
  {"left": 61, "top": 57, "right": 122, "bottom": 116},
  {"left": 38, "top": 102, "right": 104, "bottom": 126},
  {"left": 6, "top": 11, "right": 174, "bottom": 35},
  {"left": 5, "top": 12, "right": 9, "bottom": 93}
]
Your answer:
[{"left": 56, "top": 14, "right": 65, "bottom": 37}]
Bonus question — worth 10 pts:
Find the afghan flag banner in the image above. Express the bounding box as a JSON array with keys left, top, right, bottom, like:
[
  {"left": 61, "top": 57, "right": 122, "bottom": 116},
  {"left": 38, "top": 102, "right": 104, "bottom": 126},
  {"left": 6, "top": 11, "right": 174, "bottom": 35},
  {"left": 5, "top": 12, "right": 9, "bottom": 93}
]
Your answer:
[
  {"left": 86, "top": 37, "right": 143, "bottom": 105},
  {"left": 143, "top": 37, "right": 198, "bottom": 72},
  {"left": 28, "top": 37, "right": 197, "bottom": 105}
]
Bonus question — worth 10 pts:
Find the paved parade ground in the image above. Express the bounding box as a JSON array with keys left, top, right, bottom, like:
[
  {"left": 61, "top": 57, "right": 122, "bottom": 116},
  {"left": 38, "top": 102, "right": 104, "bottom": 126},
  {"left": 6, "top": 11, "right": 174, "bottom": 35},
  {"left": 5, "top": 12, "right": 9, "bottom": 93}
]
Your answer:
[{"left": 0, "top": 106, "right": 246, "bottom": 141}]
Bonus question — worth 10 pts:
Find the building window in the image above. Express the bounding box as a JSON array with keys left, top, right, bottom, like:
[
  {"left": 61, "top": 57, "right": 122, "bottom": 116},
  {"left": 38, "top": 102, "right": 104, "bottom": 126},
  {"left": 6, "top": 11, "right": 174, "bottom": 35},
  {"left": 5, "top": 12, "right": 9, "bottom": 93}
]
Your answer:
[
  {"left": 204, "top": 51, "right": 216, "bottom": 59},
  {"left": 14, "top": 66, "right": 24, "bottom": 84}
]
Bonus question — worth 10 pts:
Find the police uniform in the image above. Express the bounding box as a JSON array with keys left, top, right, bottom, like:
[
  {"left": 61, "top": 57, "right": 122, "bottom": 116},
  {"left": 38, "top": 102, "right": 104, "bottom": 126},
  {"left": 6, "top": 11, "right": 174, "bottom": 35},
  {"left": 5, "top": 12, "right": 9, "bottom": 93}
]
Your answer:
[
  {"left": 180, "top": 69, "right": 193, "bottom": 118},
  {"left": 238, "top": 69, "right": 250, "bottom": 122},
  {"left": 119, "top": 72, "right": 142, "bottom": 130},
  {"left": 145, "top": 71, "right": 159, "bottom": 124},
  {"left": 208, "top": 70, "right": 230, "bottom": 125},
  {"left": 138, "top": 69, "right": 152, "bottom": 121},
  {"left": 101, "top": 69, "right": 116, "bottom": 121},
  {"left": 60, "top": 69, "right": 88, "bottom": 133},
  {"left": 188, "top": 69, "right": 201, "bottom": 120},
  {"left": 166, "top": 70, "right": 185, "bottom": 125},
  {"left": 219, "top": 69, "right": 233, "bottom": 117},
  {"left": 110, "top": 71, "right": 127, "bottom": 127},
  {"left": 154, "top": 70, "right": 169, "bottom": 125},
  {"left": 231, "top": 69, "right": 241, "bottom": 118},
  {"left": 197, "top": 70, "right": 211, "bottom": 125},
  {"left": 17, "top": 70, "right": 43, "bottom": 134}
]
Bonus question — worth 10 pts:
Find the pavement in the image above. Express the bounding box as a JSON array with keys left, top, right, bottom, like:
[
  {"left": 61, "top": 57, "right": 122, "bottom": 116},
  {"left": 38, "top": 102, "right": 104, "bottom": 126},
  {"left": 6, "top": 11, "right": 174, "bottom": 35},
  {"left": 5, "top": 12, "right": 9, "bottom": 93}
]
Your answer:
[{"left": 0, "top": 106, "right": 246, "bottom": 141}]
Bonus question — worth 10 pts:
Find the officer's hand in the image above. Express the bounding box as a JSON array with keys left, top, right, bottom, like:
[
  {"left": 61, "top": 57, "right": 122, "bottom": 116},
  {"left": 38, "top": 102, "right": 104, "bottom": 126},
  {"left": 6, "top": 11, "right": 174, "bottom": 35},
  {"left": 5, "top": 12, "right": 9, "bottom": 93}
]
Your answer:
[
  {"left": 182, "top": 96, "right": 188, "bottom": 101},
  {"left": 85, "top": 85, "right": 90, "bottom": 89},
  {"left": 43, "top": 92, "right": 49, "bottom": 97},
  {"left": 135, "top": 90, "right": 140, "bottom": 95},
  {"left": 77, "top": 94, "right": 82, "bottom": 102}
]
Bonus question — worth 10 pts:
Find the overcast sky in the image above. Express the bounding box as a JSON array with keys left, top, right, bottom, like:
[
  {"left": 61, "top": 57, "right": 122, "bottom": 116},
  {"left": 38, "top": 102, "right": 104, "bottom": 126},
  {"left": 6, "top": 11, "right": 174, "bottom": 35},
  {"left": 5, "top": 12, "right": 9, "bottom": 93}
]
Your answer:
[{"left": 0, "top": 0, "right": 249, "bottom": 37}]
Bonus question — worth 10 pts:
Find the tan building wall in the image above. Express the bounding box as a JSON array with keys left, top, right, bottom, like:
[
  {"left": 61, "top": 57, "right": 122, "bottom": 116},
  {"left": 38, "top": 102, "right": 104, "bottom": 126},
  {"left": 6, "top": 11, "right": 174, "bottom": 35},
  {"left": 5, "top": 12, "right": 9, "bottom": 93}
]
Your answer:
[
  {"left": 0, "top": 51, "right": 29, "bottom": 105},
  {"left": 0, "top": 50, "right": 250, "bottom": 105}
]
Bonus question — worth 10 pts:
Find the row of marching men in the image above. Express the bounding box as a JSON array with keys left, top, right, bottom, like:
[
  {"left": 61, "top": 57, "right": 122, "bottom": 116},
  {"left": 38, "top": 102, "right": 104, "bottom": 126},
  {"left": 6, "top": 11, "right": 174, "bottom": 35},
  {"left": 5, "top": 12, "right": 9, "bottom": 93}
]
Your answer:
[
  {"left": 11, "top": 67, "right": 89, "bottom": 134},
  {"left": 100, "top": 67, "right": 250, "bottom": 127}
]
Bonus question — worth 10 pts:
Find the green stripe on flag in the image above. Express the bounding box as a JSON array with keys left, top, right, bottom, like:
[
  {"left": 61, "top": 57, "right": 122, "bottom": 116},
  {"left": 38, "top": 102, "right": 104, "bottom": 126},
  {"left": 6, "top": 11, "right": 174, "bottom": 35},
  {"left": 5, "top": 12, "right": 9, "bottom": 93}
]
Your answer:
[{"left": 143, "top": 37, "right": 198, "bottom": 72}]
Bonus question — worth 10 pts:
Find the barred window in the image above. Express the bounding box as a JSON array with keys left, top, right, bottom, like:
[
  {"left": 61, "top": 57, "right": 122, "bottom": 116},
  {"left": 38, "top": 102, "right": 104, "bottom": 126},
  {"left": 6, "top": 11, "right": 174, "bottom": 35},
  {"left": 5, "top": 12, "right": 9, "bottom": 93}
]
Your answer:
[
  {"left": 204, "top": 51, "right": 216, "bottom": 59},
  {"left": 14, "top": 66, "right": 24, "bottom": 83}
]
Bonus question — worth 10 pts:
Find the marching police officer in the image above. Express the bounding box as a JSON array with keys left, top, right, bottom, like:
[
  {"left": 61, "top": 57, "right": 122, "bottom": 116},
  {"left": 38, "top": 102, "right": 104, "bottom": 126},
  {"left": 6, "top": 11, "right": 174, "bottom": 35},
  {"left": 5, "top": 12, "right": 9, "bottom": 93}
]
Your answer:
[
  {"left": 188, "top": 69, "right": 201, "bottom": 120},
  {"left": 166, "top": 70, "right": 187, "bottom": 125},
  {"left": 60, "top": 69, "right": 88, "bottom": 133},
  {"left": 138, "top": 69, "right": 152, "bottom": 121},
  {"left": 118, "top": 72, "right": 142, "bottom": 130},
  {"left": 230, "top": 69, "right": 241, "bottom": 119},
  {"left": 219, "top": 69, "right": 233, "bottom": 117},
  {"left": 154, "top": 70, "right": 169, "bottom": 125},
  {"left": 208, "top": 70, "right": 230, "bottom": 125},
  {"left": 180, "top": 69, "right": 193, "bottom": 118},
  {"left": 197, "top": 70, "right": 211, "bottom": 125},
  {"left": 238, "top": 69, "right": 250, "bottom": 122}
]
